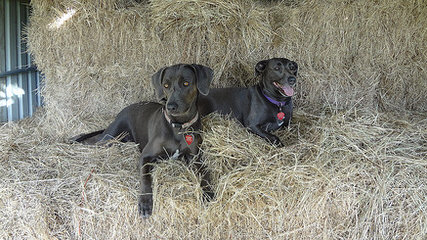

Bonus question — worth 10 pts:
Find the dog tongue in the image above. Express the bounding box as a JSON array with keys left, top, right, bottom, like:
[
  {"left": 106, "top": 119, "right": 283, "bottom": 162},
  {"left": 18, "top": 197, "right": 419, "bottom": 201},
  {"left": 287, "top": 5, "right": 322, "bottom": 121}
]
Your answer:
[
  {"left": 281, "top": 85, "right": 294, "bottom": 97},
  {"left": 273, "top": 82, "right": 294, "bottom": 97}
]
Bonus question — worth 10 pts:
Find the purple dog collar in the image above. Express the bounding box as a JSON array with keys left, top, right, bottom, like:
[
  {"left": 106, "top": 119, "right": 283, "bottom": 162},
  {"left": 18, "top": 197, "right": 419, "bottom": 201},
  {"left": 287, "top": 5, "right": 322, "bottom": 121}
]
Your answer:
[
  {"left": 262, "top": 91, "right": 289, "bottom": 107},
  {"left": 262, "top": 91, "right": 289, "bottom": 122}
]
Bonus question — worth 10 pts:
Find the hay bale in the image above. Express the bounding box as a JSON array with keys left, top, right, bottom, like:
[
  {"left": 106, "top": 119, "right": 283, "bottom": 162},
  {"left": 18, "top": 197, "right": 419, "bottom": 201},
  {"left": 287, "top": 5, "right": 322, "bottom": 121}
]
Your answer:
[
  {"left": 1, "top": 0, "right": 425, "bottom": 238},
  {"left": 269, "top": 0, "right": 427, "bottom": 112},
  {"left": 1, "top": 111, "right": 426, "bottom": 239},
  {"left": 149, "top": 0, "right": 274, "bottom": 83},
  {"left": 27, "top": 0, "right": 156, "bottom": 136},
  {"left": 26, "top": 0, "right": 426, "bottom": 136}
]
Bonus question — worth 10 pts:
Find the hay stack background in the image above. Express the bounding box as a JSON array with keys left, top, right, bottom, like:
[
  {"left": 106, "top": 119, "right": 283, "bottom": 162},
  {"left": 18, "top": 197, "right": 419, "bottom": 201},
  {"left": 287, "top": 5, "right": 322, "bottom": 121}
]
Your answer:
[{"left": 0, "top": 0, "right": 425, "bottom": 239}]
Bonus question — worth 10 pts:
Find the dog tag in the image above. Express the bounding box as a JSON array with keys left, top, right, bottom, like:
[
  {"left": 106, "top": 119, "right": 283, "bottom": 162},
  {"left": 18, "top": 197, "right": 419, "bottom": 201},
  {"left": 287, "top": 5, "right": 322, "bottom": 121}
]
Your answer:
[
  {"left": 171, "top": 149, "right": 180, "bottom": 159},
  {"left": 184, "top": 134, "right": 194, "bottom": 145},
  {"left": 277, "top": 112, "right": 285, "bottom": 121}
]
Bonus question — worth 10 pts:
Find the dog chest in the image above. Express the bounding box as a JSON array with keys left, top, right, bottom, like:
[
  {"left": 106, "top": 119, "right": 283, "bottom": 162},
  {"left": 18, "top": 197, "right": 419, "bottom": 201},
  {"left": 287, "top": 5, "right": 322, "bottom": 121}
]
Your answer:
[{"left": 165, "top": 132, "right": 199, "bottom": 160}]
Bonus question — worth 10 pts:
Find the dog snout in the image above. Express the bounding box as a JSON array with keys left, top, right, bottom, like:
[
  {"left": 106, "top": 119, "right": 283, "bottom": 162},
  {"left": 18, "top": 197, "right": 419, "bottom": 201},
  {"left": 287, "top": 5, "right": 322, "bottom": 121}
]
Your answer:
[
  {"left": 288, "top": 76, "right": 296, "bottom": 85},
  {"left": 166, "top": 102, "right": 178, "bottom": 112}
]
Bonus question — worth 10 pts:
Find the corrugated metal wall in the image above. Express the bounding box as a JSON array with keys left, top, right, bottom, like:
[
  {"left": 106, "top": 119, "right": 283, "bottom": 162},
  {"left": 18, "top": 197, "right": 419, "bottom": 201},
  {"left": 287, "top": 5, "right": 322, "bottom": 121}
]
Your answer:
[{"left": 0, "top": 0, "right": 41, "bottom": 122}]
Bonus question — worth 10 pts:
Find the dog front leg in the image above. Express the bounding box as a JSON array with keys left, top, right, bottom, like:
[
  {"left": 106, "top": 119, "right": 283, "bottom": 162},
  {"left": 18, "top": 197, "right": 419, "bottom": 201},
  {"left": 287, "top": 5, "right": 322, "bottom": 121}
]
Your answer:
[
  {"left": 186, "top": 154, "right": 214, "bottom": 201},
  {"left": 138, "top": 154, "right": 156, "bottom": 218},
  {"left": 248, "top": 125, "right": 284, "bottom": 147}
]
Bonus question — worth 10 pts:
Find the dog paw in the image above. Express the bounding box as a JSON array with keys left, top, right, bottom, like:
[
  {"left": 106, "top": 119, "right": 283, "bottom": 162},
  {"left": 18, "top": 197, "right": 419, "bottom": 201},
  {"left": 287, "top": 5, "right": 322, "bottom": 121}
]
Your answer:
[
  {"left": 274, "top": 140, "right": 284, "bottom": 148},
  {"left": 268, "top": 136, "right": 284, "bottom": 147},
  {"left": 138, "top": 195, "right": 153, "bottom": 218}
]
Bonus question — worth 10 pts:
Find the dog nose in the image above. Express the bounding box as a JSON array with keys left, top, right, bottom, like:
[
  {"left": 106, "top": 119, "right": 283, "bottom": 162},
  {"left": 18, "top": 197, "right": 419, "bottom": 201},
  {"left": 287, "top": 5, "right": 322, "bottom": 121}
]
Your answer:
[
  {"left": 288, "top": 76, "right": 296, "bottom": 85},
  {"left": 167, "top": 102, "right": 178, "bottom": 112}
]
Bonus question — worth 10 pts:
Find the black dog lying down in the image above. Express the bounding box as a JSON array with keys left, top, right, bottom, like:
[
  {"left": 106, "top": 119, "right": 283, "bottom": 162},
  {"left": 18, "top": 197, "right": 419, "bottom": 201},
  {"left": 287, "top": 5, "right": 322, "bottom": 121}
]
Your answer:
[
  {"left": 71, "top": 64, "right": 214, "bottom": 217},
  {"left": 199, "top": 58, "right": 298, "bottom": 147}
]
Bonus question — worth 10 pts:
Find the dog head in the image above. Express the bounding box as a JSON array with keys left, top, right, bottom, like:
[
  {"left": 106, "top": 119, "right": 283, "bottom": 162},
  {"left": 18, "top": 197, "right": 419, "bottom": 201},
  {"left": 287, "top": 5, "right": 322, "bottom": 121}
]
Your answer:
[
  {"left": 152, "top": 64, "right": 213, "bottom": 117},
  {"left": 255, "top": 58, "right": 298, "bottom": 98}
]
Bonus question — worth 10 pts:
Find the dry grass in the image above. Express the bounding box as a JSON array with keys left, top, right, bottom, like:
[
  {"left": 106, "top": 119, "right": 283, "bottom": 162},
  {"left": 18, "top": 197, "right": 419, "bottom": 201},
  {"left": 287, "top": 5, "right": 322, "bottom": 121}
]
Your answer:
[
  {"left": 1, "top": 111, "right": 426, "bottom": 239},
  {"left": 1, "top": 0, "right": 426, "bottom": 239},
  {"left": 26, "top": 0, "right": 426, "bottom": 135}
]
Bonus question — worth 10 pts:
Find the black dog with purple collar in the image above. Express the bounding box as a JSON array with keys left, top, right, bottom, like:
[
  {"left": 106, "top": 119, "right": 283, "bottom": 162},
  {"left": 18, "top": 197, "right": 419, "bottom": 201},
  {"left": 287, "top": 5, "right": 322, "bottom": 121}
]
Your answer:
[{"left": 199, "top": 58, "right": 297, "bottom": 147}]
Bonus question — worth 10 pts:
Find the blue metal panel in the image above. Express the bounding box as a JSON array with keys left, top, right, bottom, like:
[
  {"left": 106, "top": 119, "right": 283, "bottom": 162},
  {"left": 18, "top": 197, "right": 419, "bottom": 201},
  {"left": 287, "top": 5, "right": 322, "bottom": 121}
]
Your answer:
[
  {"left": 0, "top": 0, "right": 41, "bottom": 122},
  {"left": 0, "top": 0, "right": 7, "bottom": 122}
]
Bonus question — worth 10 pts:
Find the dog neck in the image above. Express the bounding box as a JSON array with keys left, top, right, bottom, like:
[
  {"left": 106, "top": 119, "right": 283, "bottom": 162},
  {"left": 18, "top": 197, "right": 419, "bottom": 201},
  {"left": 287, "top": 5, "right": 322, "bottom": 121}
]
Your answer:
[
  {"left": 163, "top": 108, "right": 199, "bottom": 129},
  {"left": 260, "top": 87, "right": 291, "bottom": 107}
]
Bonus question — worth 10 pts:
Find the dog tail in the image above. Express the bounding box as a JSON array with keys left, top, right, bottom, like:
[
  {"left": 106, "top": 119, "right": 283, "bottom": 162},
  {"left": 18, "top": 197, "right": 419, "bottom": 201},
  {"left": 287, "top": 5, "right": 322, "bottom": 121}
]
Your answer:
[{"left": 69, "top": 130, "right": 105, "bottom": 143}]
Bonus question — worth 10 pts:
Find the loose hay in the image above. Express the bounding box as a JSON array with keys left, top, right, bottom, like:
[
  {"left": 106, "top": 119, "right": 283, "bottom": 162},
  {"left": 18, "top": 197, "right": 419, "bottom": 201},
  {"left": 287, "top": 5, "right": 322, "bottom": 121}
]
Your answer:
[
  {"left": 1, "top": 111, "right": 426, "bottom": 239},
  {"left": 1, "top": 0, "right": 426, "bottom": 239}
]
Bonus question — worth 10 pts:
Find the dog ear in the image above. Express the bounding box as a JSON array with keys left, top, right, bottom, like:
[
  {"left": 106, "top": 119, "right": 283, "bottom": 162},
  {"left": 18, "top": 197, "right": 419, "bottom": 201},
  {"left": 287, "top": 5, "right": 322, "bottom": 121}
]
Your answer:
[
  {"left": 290, "top": 61, "right": 298, "bottom": 75},
  {"left": 151, "top": 67, "right": 167, "bottom": 102},
  {"left": 278, "top": 58, "right": 298, "bottom": 75},
  {"left": 190, "top": 64, "right": 213, "bottom": 96},
  {"left": 255, "top": 60, "right": 268, "bottom": 76}
]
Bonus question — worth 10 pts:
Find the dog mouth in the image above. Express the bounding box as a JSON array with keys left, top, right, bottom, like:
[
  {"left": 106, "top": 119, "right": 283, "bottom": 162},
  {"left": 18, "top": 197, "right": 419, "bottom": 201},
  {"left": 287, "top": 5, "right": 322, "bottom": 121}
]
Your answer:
[
  {"left": 273, "top": 81, "right": 294, "bottom": 97},
  {"left": 166, "top": 106, "right": 190, "bottom": 118},
  {"left": 167, "top": 109, "right": 184, "bottom": 117}
]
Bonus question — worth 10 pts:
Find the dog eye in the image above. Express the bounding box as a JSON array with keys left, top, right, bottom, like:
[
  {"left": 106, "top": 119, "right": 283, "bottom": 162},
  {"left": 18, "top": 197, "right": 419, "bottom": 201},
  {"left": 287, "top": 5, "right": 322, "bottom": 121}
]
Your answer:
[
  {"left": 289, "top": 63, "right": 297, "bottom": 71},
  {"left": 183, "top": 81, "right": 189, "bottom": 87},
  {"left": 274, "top": 67, "right": 280, "bottom": 71},
  {"left": 164, "top": 83, "right": 169, "bottom": 88}
]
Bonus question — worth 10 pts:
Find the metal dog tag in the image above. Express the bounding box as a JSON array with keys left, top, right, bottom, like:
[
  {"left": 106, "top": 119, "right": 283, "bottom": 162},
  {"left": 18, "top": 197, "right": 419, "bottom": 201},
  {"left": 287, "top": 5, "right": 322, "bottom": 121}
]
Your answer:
[
  {"left": 277, "top": 112, "right": 285, "bottom": 121},
  {"left": 184, "top": 134, "right": 194, "bottom": 145}
]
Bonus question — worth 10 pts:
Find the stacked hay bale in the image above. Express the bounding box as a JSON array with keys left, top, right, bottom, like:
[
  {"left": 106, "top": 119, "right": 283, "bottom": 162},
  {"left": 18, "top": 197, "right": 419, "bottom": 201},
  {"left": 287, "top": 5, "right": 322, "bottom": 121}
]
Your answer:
[
  {"left": 27, "top": 0, "right": 426, "bottom": 134},
  {"left": 0, "top": 0, "right": 425, "bottom": 239}
]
